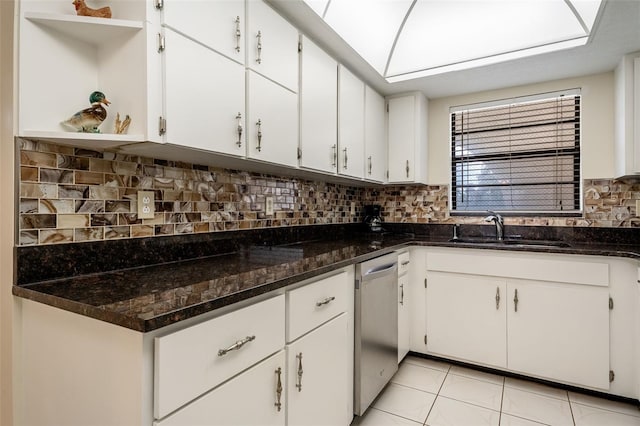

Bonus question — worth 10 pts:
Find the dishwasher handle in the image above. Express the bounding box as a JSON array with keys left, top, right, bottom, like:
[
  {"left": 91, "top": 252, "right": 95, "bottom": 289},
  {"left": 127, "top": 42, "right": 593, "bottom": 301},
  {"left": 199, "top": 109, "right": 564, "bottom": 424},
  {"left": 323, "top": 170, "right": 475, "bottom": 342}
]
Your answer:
[{"left": 361, "top": 262, "right": 398, "bottom": 282}]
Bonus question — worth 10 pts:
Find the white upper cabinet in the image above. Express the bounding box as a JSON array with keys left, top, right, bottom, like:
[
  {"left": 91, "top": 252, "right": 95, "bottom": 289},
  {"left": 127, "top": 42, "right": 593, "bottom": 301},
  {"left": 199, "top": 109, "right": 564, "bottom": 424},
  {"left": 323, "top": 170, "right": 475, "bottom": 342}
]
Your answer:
[
  {"left": 161, "top": 0, "right": 245, "bottom": 65},
  {"left": 614, "top": 52, "right": 640, "bottom": 177},
  {"left": 338, "top": 65, "right": 365, "bottom": 179},
  {"left": 364, "top": 85, "right": 387, "bottom": 183},
  {"left": 163, "top": 28, "right": 245, "bottom": 157},
  {"left": 387, "top": 93, "right": 428, "bottom": 184},
  {"left": 247, "top": 0, "right": 299, "bottom": 93},
  {"left": 246, "top": 71, "right": 299, "bottom": 167},
  {"left": 299, "top": 35, "right": 338, "bottom": 174}
]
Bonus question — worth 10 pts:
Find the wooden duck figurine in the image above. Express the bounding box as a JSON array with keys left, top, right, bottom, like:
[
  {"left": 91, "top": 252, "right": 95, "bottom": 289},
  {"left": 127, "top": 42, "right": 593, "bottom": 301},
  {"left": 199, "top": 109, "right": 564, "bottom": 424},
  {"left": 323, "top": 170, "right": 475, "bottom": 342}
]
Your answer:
[
  {"left": 61, "top": 91, "right": 110, "bottom": 133},
  {"left": 72, "top": 0, "right": 112, "bottom": 19}
]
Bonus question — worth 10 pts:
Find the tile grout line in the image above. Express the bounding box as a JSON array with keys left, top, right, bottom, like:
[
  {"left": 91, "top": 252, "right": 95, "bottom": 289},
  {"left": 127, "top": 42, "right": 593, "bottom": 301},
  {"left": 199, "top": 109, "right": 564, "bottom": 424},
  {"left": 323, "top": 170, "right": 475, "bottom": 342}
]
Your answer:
[
  {"left": 568, "top": 392, "right": 577, "bottom": 426},
  {"left": 422, "top": 365, "right": 452, "bottom": 426},
  {"left": 498, "top": 376, "right": 505, "bottom": 426}
]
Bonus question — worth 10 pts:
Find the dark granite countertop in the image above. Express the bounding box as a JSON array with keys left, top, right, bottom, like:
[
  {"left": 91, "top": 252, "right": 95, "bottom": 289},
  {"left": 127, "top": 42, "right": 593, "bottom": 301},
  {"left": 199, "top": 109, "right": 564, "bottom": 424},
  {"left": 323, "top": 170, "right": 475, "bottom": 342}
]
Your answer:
[{"left": 13, "top": 224, "right": 640, "bottom": 332}]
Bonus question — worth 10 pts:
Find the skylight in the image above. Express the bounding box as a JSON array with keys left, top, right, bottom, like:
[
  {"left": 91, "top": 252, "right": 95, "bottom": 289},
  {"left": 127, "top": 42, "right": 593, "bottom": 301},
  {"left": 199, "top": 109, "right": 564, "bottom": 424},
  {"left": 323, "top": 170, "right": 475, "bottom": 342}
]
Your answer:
[{"left": 304, "top": 0, "right": 604, "bottom": 83}]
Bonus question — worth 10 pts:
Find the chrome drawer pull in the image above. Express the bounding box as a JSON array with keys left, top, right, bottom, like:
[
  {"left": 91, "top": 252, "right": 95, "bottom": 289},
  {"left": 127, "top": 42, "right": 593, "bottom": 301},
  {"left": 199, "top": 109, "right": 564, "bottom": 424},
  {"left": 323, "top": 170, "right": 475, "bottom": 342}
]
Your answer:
[
  {"left": 256, "top": 31, "right": 262, "bottom": 64},
  {"left": 235, "top": 16, "right": 241, "bottom": 53},
  {"left": 296, "top": 353, "right": 304, "bottom": 392},
  {"left": 514, "top": 289, "right": 519, "bottom": 312},
  {"left": 274, "top": 367, "right": 283, "bottom": 411},
  {"left": 236, "top": 112, "right": 243, "bottom": 147},
  {"left": 495, "top": 286, "right": 500, "bottom": 310},
  {"left": 217, "top": 335, "right": 256, "bottom": 357},
  {"left": 401, "top": 260, "right": 410, "bottom": 266},
  {"left": 316, "top": 296, "right": 336, "bottom": 307}
]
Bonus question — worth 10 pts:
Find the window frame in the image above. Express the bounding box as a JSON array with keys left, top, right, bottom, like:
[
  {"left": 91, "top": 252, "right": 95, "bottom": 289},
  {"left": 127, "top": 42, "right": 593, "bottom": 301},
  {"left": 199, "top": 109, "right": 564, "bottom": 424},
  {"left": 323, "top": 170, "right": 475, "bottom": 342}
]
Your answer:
[{"left": 449, "top": 89, "right": 583, "bottom": 216}]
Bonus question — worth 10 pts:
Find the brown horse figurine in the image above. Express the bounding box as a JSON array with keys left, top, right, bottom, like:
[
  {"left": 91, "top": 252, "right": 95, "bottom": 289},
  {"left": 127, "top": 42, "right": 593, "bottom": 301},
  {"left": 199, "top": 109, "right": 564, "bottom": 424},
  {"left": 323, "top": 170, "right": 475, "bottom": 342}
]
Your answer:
[{"left": 72, "top": 0, "right": 112, "bottom": 18}]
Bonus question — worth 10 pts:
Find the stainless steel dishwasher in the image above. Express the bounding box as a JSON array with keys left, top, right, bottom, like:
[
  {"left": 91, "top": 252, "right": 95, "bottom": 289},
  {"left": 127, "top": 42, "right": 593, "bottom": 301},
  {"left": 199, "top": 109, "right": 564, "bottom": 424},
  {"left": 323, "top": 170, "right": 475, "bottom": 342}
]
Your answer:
[{"left": 354, "top": 252, "right": 399, "bottom": 416}]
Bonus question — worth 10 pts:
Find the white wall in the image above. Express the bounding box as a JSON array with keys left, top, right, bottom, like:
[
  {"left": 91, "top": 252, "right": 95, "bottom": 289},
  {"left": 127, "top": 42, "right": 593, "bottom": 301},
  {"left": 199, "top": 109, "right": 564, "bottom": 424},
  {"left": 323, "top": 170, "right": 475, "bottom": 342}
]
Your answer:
[
  {"left": 0, "top": 0, "right": 15, "bottom": 424},
  {"left": 427, "top": 72, "right": 615, "bottom": 184}
]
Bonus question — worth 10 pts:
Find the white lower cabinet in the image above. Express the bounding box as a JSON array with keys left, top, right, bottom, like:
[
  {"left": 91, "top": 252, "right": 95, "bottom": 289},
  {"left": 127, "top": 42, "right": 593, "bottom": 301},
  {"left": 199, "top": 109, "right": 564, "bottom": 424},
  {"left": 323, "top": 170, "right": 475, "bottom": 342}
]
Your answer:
[
  {"left": 398, "top": 251, "right": 411, "bottom": 363},
  {"left": 424, "top": 249, "right": 613, "bottom": 391},
  {"left": 286, "top": 314, "right": 350, "bottom": 426},
  {"left": 426, "top": 272, "right": 507, "bottom": 369},
  {"left": 155, "top": 350, "right": 286, "bottom": 426},
  {"left": 154, "top": 295, "right": 286, "bottom": 419},
  {"left": 506, "top": 280, "right": 610, "bottom": 389}
]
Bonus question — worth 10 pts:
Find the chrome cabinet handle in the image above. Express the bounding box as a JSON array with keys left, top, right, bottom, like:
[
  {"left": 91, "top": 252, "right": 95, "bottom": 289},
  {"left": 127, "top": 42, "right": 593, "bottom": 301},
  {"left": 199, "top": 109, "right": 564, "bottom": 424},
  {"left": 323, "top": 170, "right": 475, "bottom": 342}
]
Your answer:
[
  {"left": 368, "top": 156, "right": 372, "bottom": 175},
  {"left": 343, "top": 147, "right": 348, "bottom": 170},
  {"left": 236, "top": 112, "right": 243, "bottom": 147},
  {"left": 401, "top": 260, "right": 410, "bottom": 266},
  {"left": 400, "top": 284, "right": 404, "bottom": 306},
  {"left": 296, "top": 353, "right": 303, "bottom": 392},
  {"left": 406, "top": 160, "right": 410, "bottom": 178},
  {"left": 235, "top": 16, "right": 241, "bottom": 53},
  {"left": 331, "top": 144, "right": 337, "bottom": 167},
  {"left": 256, "top": 31, "right": 262, "bottom": 64},
  {"left": 274, "top": 367, "right": 283, "bottom": 412},
  {"left": 514, "top": 288, "right": 519, "bottom": 312},
  {"left": 495, "top": 287, "right": 500, "bottom": 310},
  {"left": 316, "top": 296, "right": 335, "bottom": 307},
  {"left": 218, "top": 335, "right": 255, "bottom": 357},
  {"left": 256, "top": 119, "right": 262, "bottom": 152}
]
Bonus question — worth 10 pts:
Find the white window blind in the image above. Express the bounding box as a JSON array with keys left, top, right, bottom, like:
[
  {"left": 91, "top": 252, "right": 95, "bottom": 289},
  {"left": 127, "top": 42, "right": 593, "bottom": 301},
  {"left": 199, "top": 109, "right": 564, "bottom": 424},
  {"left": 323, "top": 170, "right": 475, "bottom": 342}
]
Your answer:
[{"left": 450, "top": 92, "right": 581, "bottom": 214}]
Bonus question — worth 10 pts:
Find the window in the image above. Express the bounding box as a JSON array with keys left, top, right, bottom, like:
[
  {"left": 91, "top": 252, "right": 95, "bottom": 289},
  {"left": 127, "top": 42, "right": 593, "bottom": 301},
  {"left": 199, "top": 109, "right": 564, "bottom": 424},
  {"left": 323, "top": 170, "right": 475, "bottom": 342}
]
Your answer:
[{"left": 450, "top": 91, "right": 581, "bottom": 214}]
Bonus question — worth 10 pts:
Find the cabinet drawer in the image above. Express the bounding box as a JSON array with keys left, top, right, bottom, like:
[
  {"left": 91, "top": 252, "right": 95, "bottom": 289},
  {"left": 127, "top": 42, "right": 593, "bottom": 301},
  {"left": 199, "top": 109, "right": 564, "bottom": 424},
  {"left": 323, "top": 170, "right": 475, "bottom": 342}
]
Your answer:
[
  {"left": 154, "top": 295, "right": 285, "bottom": 419},
  {"left": 398, "top": 251, "right": 411, "bottom": 276},
  {"left": 287, "top": 271, "right": 349, "bottom": 342},
  {"left": 155, "top": 350, "right": 286, "bottom": 426}
]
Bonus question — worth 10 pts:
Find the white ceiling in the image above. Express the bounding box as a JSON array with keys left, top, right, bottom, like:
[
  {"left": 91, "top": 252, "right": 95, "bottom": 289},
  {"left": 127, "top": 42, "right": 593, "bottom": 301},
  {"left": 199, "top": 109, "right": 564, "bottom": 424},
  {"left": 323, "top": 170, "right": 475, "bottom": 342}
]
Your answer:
[{"left": 268, "top": 0, "right": 640, "bottom": 99}]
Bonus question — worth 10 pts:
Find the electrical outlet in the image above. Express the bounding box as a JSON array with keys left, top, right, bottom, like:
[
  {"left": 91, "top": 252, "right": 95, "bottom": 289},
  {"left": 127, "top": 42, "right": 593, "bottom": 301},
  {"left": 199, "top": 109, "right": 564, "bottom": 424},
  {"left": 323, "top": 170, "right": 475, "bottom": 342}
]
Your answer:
[
  {"left": 137, "top": 191, "right": 155, "bottom": 219},
  {"left": 350, "top": 201, "right": 356, "bottom": 216},
  {"left": 266, "top": 196, "right": 274, "bottom": 216}
]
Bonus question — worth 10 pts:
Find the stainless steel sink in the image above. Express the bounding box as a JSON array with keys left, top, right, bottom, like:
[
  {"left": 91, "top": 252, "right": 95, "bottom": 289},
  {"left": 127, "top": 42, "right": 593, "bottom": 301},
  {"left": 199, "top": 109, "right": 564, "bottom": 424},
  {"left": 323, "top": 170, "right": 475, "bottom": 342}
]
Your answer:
[{"left": 448, "top": 238, "right": 571, "bottom": 249}]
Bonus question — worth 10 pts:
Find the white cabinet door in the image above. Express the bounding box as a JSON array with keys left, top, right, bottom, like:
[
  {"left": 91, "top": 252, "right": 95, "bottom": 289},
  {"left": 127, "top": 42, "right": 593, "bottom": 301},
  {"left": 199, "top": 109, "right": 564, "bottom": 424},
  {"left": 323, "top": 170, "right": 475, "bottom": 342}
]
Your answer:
[
  {"left": 155, "top": 350, "right": 286, "bottom": 426},
  {"left": 338, "top": 65, "right": 365, "bottom": 179},
  {"left": 387, "top": 93, "right": 428, "bottom": 183},
  {"left": 299, "top": 35, "right": 338, "bottom": 174},
  {"left": 287, "top": 314, "right": 350, "bottom": 426},
  {"left": 247, "top": 0, "right": 299, "bottom": 92},
  {"left": 398, "top": 273, "right": 410, "bottom": 363},
  {"left": 164, "top": 29, "right": 245, "bottom": 157},
  {"left": 426, "top": 272, "right": 507, "bottom": 369},
  {"left": 365, "top": 86, "right": 387, "bottom": 183},
  {"left": 162, "top": 0, "right": 245, "bottom": 64},
  {"left": 410, "top": 248, "right": 427, "bottom": 354},
  {"left": 247, "top": 71, "right": 298, "bottom": 167},
  {"left": 507, "top": 280, "right": 610, "bottom": 390}
]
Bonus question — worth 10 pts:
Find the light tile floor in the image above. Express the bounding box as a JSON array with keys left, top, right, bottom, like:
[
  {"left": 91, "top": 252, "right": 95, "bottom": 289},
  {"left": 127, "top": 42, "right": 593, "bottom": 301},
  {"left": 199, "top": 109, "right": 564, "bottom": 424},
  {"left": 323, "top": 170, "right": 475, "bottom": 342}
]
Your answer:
[{"left": 352, "top": 356, "right": 640, "bottom": 426}]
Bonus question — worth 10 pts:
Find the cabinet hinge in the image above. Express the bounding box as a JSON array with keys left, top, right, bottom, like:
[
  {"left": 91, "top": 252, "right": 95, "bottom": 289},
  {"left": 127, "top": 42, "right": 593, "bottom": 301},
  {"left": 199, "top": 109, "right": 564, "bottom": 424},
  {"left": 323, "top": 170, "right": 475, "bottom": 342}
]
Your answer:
[
  {"left": 424, "top": 278, "right": 427, "bottom": 288},
  {"left": 297, "top": 147, "right": 302, "bottom": 160},
  {"left": 609, "top": 297, "right": 614, "bottom": 310},
  {"left": 298, "top": 41, "right": 302, "bottom": 53},
  {"left": 158, "top": 116, "right": 167, "bottom": 136},
  {"left": 609, "top": 370, "right": 615, "bottom": 382},
  {"left": 424, "top": 335, "right": 427, "bottom": 345},
  {"left": 154, "top": 0, "right": 163, "bottom": 10},
  {"left": 157, "top": 33, "right": 166, "bottom": 53}
]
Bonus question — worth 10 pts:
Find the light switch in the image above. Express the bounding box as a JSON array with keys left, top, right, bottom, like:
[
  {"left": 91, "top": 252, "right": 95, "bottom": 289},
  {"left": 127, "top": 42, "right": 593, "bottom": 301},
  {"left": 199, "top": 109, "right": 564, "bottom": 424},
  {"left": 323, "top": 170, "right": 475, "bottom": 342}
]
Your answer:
[{"left": 266, "top": 196, "right": 274, "bottom": 216}]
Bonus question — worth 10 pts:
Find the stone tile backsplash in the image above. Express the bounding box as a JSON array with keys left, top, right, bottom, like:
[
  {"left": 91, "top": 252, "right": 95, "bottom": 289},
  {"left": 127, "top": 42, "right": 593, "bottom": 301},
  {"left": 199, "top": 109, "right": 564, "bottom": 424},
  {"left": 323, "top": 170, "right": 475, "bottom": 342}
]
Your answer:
[{"left": 17, "top": 139, "right": 640, "bottom": 245}]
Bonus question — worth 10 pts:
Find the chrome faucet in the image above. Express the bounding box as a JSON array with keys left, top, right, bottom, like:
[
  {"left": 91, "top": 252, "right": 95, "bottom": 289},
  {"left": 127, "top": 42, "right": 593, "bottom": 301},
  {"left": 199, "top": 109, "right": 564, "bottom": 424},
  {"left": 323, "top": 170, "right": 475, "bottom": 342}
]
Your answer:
[{"left": 484, "top": 211, "right": 504, "bottom": 241}]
